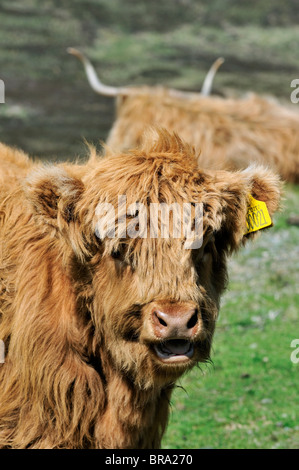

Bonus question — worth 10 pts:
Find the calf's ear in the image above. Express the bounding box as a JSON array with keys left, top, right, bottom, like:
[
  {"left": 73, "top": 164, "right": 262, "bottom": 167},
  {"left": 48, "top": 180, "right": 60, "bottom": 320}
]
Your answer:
[
  {"left": 213, "top": 164, "right": 282, "bottom": 253},
  {"left": 241, "top": 164, "right": 282, "bottom": 217},
  {"left": 24, "top": 166, "right": 84, "bottom": 231}
]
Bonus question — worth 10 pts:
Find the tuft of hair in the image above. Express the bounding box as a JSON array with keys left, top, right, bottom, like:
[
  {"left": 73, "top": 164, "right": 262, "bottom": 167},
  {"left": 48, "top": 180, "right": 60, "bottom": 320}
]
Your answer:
[{"left": 138, "top": 127, "right": 199, "bottom": 159}]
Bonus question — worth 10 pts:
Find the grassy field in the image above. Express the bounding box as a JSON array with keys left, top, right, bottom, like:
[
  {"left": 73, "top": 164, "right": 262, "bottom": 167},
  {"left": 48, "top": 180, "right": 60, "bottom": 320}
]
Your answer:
[
  {"left": 0, "top": 0, "right": 298, "bottom": 449},
  {"left": 163, "top": 184, "right": 299, "bottom": 449}
]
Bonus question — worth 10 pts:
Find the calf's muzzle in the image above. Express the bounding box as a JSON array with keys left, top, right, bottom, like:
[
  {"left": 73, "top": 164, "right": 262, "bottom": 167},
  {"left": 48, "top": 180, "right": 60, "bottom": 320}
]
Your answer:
[{"left": 151, "top": 303, "right": 199, "bottom": 340}]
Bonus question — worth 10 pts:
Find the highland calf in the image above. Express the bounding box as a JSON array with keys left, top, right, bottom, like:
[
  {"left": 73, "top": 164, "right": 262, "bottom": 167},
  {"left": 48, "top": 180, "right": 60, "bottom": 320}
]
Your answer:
[
  {"left": 0, "top": 130, "right": 281, "bottom": 448},
  {"left": 69, "top": 48, "right": 299, "bottom": 183}
]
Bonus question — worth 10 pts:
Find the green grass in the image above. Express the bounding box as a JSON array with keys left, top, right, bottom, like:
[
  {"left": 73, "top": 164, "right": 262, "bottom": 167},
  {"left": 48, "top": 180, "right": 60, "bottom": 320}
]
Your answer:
[
  {"left": 89, "top": 24, "right": 299, "bottom": 95},
  {"left": 163, "top": 185, "right": 299, "bottom": 449}
]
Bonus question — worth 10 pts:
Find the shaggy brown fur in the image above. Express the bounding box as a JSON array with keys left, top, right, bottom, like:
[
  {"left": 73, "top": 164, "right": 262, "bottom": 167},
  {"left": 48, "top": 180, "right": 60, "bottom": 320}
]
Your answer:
[
  {"left": 0, "top": 130, "right": 281, "bottom": 448},
  {"left": 106, "top": 91, "right": 299, "bottom": 183}
]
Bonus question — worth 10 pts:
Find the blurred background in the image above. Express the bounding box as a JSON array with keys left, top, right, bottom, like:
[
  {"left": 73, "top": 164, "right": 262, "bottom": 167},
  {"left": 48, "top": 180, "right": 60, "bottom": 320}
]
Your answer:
[
  {"left": 1, "top": 0, "right": 299, "bottom": 160},
  {"left": 0, "top": 0, "right": 298, "bottom": 449}
]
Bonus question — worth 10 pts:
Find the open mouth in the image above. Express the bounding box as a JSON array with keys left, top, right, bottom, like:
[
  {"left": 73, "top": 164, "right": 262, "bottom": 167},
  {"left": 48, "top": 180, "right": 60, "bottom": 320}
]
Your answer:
[{"left": 153, "top": 339, "right": 194, "bottom": 363}]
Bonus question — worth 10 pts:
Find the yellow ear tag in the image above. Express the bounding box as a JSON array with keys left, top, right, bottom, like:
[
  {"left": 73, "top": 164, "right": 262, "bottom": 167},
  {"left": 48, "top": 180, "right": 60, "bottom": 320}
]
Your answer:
[{"left": 245, "top": 195, "right": 272, "bottom": 234}]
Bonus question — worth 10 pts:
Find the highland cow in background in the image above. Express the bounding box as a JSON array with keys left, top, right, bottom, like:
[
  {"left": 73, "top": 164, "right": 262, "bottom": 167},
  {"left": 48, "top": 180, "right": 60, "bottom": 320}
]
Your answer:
[{"left": 69, "top": 48, "right": 299, "bottom": 184}]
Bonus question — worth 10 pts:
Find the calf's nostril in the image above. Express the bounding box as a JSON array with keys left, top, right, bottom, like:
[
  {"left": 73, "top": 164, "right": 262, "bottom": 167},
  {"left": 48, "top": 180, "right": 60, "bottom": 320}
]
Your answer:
[
  {"left": 154, "top": 311, "right": 168, "bottom": 327},
  {"left": 186, "top": 310, "right": 198, "bottom": 329},
  {"left": 153, "top": 308, "right": 198, "bottom": 332}
]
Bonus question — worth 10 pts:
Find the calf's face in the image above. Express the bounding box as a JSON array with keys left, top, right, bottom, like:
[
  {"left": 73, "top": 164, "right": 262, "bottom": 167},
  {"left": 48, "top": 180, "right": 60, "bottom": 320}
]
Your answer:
[{"left": 25, "top": 132, "right": 281, "bottom": 388}]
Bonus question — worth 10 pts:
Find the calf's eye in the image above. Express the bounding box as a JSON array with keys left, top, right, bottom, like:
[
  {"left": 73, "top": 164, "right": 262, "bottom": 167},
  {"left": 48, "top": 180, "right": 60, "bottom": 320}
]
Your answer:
[{"left": 111, "top": 249, "right": 122, "bottom": 260}]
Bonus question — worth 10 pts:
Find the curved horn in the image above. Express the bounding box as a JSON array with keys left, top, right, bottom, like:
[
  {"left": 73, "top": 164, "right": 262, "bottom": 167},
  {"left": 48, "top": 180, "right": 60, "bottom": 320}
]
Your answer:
[
  {"left": 67, "top": 47, "right": 127, "bottom": 97},
  {"left": 200, "top": 57, "right": 224, "bottom": 96},
  {"left": 68, "top": 48, "right": 224, "bottom": 100}
]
